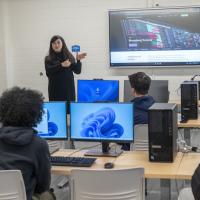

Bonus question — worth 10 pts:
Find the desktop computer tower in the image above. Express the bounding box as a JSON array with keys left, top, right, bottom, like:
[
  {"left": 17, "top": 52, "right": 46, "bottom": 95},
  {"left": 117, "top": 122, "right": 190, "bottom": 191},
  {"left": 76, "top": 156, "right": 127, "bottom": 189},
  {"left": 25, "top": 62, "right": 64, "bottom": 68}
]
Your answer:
[
  {"left": 198, "top": 81, "right": 200, "bottom": 100},
  {"left": 181, "top": 81, "right": 198, "bottom": 122},
  {"left": 148, "top": 103, "right": 177, "bottom": 162}
]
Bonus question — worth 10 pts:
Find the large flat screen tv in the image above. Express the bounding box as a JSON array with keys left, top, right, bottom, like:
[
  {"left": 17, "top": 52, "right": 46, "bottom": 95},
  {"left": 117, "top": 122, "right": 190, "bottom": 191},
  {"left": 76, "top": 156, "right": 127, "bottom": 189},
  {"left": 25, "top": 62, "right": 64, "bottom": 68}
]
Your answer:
[{"left": 109, "top": 7, "right": 200, "bottom": 67}]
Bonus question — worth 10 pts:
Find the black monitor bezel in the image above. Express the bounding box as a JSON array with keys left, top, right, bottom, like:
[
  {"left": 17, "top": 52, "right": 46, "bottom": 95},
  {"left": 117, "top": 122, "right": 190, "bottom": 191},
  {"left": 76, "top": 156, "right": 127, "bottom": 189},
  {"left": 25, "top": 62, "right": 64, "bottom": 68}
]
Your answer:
[
  {"left": 123, "top": 79, "right": 169, "bottom": 103},
  {"left": 35, "top": 101, "right": 68, "bottom": 140},
  {"left": 77, "top": 79, "right": 120, "bottom": 102},
  {"left": 70, "top": 102, "right": 134, "bottom": 143}
]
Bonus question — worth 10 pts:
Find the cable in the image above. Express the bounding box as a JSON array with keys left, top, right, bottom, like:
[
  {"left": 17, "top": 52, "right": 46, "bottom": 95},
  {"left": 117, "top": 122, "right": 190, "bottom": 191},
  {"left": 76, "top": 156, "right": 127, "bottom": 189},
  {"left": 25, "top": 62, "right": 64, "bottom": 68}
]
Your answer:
[
  {"left": 178, "top": 129, "right": 184, "bottom": 141},
  {"left": 175, "top": 86, "right": 181, "bottom": 96},
  {"left": 177, "top": 136, "right": 200, "bottom": 153},
  {"left": 191, "top": 74, "right": 200, "bottom": 81}
]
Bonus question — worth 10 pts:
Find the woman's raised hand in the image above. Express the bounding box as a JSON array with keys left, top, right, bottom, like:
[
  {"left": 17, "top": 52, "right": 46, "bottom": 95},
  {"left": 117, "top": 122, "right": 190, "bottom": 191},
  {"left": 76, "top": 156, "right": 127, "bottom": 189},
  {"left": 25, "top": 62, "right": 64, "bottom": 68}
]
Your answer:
[{"left": 76, "top": 53, "right": 87, "bottom": 61}]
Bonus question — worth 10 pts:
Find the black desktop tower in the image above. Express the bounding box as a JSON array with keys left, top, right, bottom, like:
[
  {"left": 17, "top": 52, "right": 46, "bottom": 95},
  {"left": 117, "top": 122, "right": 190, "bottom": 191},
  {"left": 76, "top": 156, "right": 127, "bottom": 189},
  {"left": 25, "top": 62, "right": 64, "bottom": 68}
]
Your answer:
[
  {"left": 148, "top": 103, "right": 177, "bottom": 162},
  {"left": 198, "top": 81, "right": 200, "bottom": 100},
  {"left": 181, "top": 81, "right": 198, "bottom": 122}
]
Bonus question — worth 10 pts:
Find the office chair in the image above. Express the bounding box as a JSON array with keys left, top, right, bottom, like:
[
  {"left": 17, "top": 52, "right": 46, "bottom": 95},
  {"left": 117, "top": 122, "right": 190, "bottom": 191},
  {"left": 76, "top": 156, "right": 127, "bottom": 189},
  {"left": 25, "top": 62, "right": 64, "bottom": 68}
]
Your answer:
[
  {"left": 178, "top": 187, "right": 195, "bottom": 200},
  {"left": 70, "top": 167, "right": 145, "bottom": 200},
  {"left": 130, "top": 124, "right": 149, "bottom": 196},
  {"left": 130, "top": 124, "right": 148, "bottom": 151},
  {"left": 0, "top": 170, "right": 26, "bottom": 200}
]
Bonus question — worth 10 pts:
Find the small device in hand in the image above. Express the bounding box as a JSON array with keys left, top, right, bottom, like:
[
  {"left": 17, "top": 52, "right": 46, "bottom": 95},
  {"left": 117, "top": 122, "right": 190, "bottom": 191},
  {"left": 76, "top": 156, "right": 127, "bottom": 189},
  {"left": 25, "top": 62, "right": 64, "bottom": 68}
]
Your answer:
[{"left": 72, "top": 45, "right": 80, "bottom": 53}]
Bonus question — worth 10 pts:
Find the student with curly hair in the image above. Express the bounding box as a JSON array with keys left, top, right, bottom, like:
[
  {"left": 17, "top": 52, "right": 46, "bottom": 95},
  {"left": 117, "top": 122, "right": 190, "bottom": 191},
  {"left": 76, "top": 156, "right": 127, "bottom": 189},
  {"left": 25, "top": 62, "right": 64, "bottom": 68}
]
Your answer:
[{"left": 0, "top": 87, "right": 55, "bottom": 200}]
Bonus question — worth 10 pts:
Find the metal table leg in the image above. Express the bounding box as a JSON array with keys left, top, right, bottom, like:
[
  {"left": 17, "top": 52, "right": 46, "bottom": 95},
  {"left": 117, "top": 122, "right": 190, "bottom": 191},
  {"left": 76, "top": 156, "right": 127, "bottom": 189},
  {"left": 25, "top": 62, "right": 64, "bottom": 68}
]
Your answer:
[
  {"left": 161, "top": 179, "right": 171, "bottom": 200},
  {"left": 183, "top": 128, "right": 191, "bottom": 146}
]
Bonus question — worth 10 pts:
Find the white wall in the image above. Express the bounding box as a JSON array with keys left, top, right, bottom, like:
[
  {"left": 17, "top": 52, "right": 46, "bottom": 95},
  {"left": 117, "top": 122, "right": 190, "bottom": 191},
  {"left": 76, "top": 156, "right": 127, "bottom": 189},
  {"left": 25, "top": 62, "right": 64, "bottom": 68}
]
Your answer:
[
  {"left": 1, "top": 0, "right": 200, "bottom": 100},
  {"left": 0, "top": 1, "right": 7, "bottom": 94}
]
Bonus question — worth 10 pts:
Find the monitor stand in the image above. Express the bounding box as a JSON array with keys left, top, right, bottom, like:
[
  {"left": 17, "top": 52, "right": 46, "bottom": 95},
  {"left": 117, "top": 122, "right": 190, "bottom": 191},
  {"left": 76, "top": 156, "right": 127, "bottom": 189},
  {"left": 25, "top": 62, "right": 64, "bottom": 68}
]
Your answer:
[{"left": 84, "top": 142, "right": 123, "bottom": 157}]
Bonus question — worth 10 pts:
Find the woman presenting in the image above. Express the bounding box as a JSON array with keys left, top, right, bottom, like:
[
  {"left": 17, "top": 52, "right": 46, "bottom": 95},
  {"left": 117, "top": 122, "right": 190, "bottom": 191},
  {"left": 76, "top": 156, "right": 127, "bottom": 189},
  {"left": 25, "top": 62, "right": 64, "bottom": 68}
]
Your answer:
[{"left": 45, "top": 35, "right": 86, "bottom": 112}]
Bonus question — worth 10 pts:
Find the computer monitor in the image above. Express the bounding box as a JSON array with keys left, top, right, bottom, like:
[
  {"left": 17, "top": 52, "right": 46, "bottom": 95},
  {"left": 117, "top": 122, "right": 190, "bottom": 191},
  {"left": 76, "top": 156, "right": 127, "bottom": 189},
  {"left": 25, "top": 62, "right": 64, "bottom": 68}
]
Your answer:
[
  {"left": 77, "top": 79, "right": 119, "bottom": 102},
  {"left": 34, "top": 102, "right": 68, "bottom": 140},
  {"left": 124, "top": 80, "right": 169, "bottom": 102},
  {"left": 70, "top": 102, "right": 134, "bottom": 156}
]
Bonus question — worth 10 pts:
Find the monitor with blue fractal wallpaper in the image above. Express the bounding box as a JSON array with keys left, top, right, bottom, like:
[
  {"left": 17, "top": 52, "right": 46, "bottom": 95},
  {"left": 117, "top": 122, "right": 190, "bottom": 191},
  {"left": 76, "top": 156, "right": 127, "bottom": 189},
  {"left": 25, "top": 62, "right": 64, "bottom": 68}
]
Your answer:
[
  {"left": 77, "top": 80, "right": 119, "bottom": 102},
  {"left": 35, "top": 102, "right": 67, "bottom": 140},
  {"left": 70, "top": 102, "right": 133, "bottom": 156}
]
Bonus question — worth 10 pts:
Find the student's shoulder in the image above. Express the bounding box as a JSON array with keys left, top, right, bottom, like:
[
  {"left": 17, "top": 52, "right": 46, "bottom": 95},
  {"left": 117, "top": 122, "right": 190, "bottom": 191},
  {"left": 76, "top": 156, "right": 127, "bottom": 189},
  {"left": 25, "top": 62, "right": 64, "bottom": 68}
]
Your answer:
[
  {"left": 148, "top": 95, "right": 155, "bottom": 103},
  {"left": 32, "top": 135, "right": 49, "bottom": 148}
]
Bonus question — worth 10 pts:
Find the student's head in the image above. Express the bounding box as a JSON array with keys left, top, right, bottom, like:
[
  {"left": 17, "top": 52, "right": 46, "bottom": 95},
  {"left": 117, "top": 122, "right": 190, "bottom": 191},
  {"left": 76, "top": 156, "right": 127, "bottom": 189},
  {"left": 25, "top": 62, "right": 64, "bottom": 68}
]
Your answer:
[
  {"left": 128, "top": 72, "right": 151, "bottom": 97},
  {"left": 48, "top": 35, "right": 75, "bottom": 62},
  {"left": 0, "top": 87, "right": 44, "bottom": 127}
]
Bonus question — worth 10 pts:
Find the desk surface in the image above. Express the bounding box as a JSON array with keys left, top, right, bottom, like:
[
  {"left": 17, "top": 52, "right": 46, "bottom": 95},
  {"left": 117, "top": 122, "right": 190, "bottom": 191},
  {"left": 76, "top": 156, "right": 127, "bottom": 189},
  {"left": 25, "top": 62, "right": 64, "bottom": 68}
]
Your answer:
[
  {"left": 178, "top": 117, "right": 200, "bottom": 128},
  {"left": 51, "top": 150, "right": 183, "bottom": 179},
  {"left": 176, "top": 153, "right": 200, "bottom": 180}
]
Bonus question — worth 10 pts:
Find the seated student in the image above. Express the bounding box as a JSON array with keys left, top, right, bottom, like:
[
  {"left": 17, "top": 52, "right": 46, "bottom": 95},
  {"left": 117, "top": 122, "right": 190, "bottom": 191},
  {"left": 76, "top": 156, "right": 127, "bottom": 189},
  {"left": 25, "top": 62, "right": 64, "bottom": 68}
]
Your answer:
[
  {"left": 178, "top": 163, "right": 200, "bottom": 200},
  {"left": 191, "top": 164, "right": 200, "bottom": 200},
  {"left": 0, "top": 87, "right": 55, "bottom": 200},
  {"left": 122, "top": 72, "right": 155, "bottom": 150}
]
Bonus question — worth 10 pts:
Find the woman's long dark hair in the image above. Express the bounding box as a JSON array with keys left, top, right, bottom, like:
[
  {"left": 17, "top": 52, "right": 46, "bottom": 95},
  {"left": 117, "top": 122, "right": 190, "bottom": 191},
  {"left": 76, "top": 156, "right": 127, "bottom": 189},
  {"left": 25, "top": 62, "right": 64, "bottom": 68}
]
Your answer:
[{"left": 46, "top": 35, "right": 75, "bottom": 63}]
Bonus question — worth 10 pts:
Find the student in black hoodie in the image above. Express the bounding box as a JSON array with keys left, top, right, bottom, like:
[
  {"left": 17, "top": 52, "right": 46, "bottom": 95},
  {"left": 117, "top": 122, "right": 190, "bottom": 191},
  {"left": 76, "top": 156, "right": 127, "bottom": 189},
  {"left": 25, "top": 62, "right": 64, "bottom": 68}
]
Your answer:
[
  {"left": 178, "top": 163, "right": 199, "bottom": 199},
  {"left": 191, "top": 164, "right": 200, "bottom": 200},
  {"left": 122, "top": 72, "right": 155, "bottom": 150},
  {"left": 0, "top": 87, "right": 55, "bottom": 200},
  {"left": 45, "top": 35, "right": 86, "bottom": 113}
]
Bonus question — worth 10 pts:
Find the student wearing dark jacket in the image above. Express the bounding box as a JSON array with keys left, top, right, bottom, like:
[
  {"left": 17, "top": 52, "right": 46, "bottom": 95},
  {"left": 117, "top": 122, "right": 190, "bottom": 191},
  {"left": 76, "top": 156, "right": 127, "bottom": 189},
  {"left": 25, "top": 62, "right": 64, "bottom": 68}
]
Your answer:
[
  {"left": 0, "top": 87, "right": 55, "bottom": 200},
  {"left": 192, "top": 164, "right": 200, "bottom": 200},
  {"left": 131, "top": 95, "right": 155, "bottom": 125},
  {"left": 178, "top": 164, "right": 200, "bottom": 199},
  {"left": 45, "top": 35, "right": 86, "bottom": 113},
  {"left": 122, "top": 72, "right": 155, "bottom": 150}
]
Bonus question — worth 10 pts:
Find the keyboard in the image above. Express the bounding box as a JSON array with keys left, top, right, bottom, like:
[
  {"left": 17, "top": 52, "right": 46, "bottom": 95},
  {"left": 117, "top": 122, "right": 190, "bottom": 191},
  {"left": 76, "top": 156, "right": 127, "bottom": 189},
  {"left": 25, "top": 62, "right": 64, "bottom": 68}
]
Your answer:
[{"left": 50, "top": 156, "right": 96, "bottom": 167}]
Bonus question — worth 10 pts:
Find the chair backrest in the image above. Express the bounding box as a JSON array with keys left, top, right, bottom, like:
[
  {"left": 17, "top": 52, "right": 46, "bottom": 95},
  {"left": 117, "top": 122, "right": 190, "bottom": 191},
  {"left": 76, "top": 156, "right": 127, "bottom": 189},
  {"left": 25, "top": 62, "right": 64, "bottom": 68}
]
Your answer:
[
  {"left": 0, "top": 170, "right": 26, "bottom": 200},
  {"left": 178, "top": 187, "right": 195, "bottom": 200},
  {"left": 130, "top": 124, "right": 148, "bottom": 151},
  {"left": 71, "top": 167, "right": 145, "bottom": 200}
]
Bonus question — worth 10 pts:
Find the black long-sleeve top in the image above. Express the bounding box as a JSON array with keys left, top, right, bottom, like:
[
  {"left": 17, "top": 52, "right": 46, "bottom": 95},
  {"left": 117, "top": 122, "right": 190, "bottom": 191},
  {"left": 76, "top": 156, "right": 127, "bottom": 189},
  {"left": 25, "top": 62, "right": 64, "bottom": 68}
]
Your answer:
[{"left": 45, "top": 52, "right": 82, "bottom": 102}]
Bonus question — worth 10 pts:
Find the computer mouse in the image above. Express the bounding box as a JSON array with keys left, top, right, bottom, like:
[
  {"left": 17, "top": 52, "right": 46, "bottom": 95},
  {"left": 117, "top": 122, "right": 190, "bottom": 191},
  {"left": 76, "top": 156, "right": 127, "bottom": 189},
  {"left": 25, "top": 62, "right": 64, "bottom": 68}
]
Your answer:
[{"left": 104, "top": 162, "right": 114, "bottom": 169}]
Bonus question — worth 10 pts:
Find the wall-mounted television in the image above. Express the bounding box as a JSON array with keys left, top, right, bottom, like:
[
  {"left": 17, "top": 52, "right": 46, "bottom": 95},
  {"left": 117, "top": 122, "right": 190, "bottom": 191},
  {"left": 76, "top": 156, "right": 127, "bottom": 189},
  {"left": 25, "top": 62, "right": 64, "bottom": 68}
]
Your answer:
[{"left": 109, "top": 7, "right": 200, "bottom": 67}]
